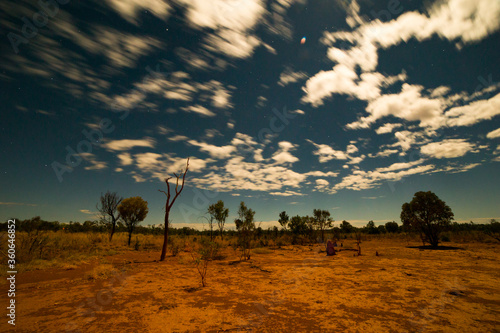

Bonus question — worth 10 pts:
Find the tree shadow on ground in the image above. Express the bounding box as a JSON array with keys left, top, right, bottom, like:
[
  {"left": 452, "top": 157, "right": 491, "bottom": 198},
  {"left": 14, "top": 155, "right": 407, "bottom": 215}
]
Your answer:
[{"left": 407, "top": 245, "right": 464, "bottom": 250}]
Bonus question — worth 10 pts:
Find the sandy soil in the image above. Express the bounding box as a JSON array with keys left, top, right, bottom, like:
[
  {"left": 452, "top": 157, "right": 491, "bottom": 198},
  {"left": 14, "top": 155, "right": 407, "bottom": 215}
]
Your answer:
[{"left": 2, "top": 239, "right": 500, "bottom": 333}]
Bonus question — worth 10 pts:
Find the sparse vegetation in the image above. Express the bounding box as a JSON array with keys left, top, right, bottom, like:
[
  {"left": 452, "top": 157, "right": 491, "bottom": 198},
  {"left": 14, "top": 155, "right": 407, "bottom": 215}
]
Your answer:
[
  {"left": 235, "top": 201, "right": 255, "bottom": 261},
  {"left": 190, "top": 238, "right": 220, "bottom": 287}
]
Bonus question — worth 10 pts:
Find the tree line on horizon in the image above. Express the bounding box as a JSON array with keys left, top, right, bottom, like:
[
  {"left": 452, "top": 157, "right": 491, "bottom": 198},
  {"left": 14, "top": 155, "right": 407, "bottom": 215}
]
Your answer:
[{"left": 3, "top": 154, "right": 500, "bottom": 254}]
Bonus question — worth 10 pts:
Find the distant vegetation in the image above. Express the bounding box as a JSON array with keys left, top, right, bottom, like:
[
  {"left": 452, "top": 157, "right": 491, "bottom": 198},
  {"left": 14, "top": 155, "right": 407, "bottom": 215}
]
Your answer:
[{"left": 2, "top": 189, "right": 499, "bottom": 281}]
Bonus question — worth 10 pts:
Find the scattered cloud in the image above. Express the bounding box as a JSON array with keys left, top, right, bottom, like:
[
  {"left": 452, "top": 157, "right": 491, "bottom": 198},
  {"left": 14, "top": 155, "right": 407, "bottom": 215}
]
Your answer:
[
  {"left": 103, "top": 137, "right": 156, "bottom": 151},
  {"left": 269, "top": 190, "right": 304, "bottom": 196},
  {"left": 375, "top": 123, "right": 403, "bottom": 135},
  {"left": 105, "top": 0, "right": 171, "bottom": 25},
  {"left": 347, "top": 84, "right": 445, "bottom": 129},
  {"left": 420, "top": 139, "right": 478, "bottom": 159},
  {"left": 0, "top": 202, "right": 37, "bottom": 207},
  {"left": 307, "top": 139, "right": 348, "bottom": 162},
  {"left": 187, "top": 140, "right": 236, "bottom": 159},
  {"left": 278, "top": 67, "right": 308, "bottom": 86},
  {"left": 181, "top": 105, "right": 216, "bottom": 117},
  {"left": 272, "top": 141, "right": 299, "bottom": 164},
  {"left": 80, "top": 153, "right": 108, "bottom": 170},
  {"left": 486, "top": 128, "right": 500, "bottom": 139},
  {"left": 445, "top": 93, "right": 500, "bottom": 127}
]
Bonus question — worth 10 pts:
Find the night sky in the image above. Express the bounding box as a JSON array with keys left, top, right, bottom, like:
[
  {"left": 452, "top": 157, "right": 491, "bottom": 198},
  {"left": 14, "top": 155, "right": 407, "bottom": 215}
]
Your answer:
[{"left": 1, "top": 0, "right": 499, "bottom": 228}]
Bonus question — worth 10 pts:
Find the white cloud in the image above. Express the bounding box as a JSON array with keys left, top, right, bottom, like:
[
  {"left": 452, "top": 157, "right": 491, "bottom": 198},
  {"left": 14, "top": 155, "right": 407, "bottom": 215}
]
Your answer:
[
  {"left": 347, "top": 84, "right": 445, "bottom": 129},
  {"left": 278, "top": 67, "right": 308, "bottom": 86},
  {"left": 269, "top": 190, "right": 304, "bottom": 197},
  {"left": 179, "top": 0, "right": 265, "bottom": 32},
  {"left": 0, "top": 202, "right": 37, "bottom": 207},
  {"left": 328, "top": 164, "right": 436, "bottom": 194},
  {"left": 487, "top": 128, "right": 500, "bottom": 139},
  {"left": 203, "top": 29, "right": 261, "bottom": 59},
  {"left": 307, "top": 139, "right": 348, "bottom": 162},
  {"left": 180, "top": 0, "right": 266, "bottom": 59},
  {"left": 314, "top": 179, "right": 330, "bottom": 191},
  {"left": 80, "top": 209, "right": 97, "bottom": 215},
  {"left": 346, "top": 144, "right": 358, "bottom": 154},
  {"left": 181, "top": 105, "right": 216, "bottom": 117},
  {"left": 445, "top": 93, "right": 500, "bottom": 127},
  {"left": 304, "top": 171, "right": 339, "bottom": 177},
  {"left": 103, "top": 138, "right": 156, "bottom": 151},
  {"left": 168, "top": 135, "right": 189, "bottom": 142},
  {"left": 346, "top": 155, "right": 365, "bottom": 165},
  {"left": 133, "top": 152, "right": 209, "bottom": 181},
  {"left": 117, "top": 153, "right": 133, "bottom": 166},
  {"left": 80, "top": 153, "right": 108, "bottom": 170},
  {"left": 91, "top": 27, "right": 162, "bottom": 68},
  {"left": 305, "top": 0, "right": 500, "bottom": 133},
  {"left": 188, "top": 140, "right": 236, "bottom": 159},
  {"left": 307, "top": 139, "right": 365, "bottom": 165},
  {"left": 391, "top": 130, "right": 428, "bottom": 152},
  {"left": 105, "top": 0, "right": 171, "bottom": 24},
  {"left": 272, "top": 141, "right": 299, "bottom": 164},
  {"left": 302, "top": 65, "right": 393, "bottom": 106},
  {"left": 375, "top": 123, "right": 403, "bottom": 134},
  {"left": 430, "top": 86, "right": 451, "bottom": 98},
  {"left": 290, "top": 109, "right": 305, "bottom": 115},
  {"left": 420, "top": 139, "right": 477, "bottom": 159}
]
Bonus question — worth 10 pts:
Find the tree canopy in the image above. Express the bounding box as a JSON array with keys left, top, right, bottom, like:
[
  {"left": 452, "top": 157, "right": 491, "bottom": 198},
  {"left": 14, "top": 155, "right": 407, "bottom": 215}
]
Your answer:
[
  {"left": 400, "top": 191, "right": 453, "bottom": 247},
  {"left": 278, "top": 211, "right": 289, "bottom": 230},
  {"left": 118, "top": 196, "right": 149, "bottom": 246},
  {"left": 208, "top": 200, "right": 229, "bottom": 239}
]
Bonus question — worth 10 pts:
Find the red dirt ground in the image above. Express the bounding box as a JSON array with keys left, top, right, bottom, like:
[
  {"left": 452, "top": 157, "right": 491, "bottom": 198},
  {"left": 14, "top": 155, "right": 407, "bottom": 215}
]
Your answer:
[{"left": 1, "top": 239, "right": 500, "bottom": 332}]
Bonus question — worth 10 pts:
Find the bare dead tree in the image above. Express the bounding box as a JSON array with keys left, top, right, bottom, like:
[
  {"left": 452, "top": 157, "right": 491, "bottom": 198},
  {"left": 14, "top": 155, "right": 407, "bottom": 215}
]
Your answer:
[
  {"left": 158, "top": 158, "right": 189, "bottom": 261},
  {"left": 96, "top": 191, "right": 123, "bottom": 241}
]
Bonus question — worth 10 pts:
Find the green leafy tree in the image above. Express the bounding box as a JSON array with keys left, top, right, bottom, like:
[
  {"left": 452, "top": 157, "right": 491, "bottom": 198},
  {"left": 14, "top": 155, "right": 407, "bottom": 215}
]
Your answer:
[
  {"left": 278, "top": 211, "right": 289, "bottom": 230},
  {"left": 340, "top": 220, "right": 354, "bottom": 234},
  {"left": 313, "top": 209, "right": 333, "bottom": 242},
  {"left": 385, "top": 221, "right": 399, "bottom": 233},
  {"left": 366, "top": 220, "right": 378, "bottom": 234},
  {"left": 117, "top": 197, "right": 149, "bottom": 246},
  {"left": 235, "top": 202, "right": 255, "bottom": 260},
  {"left": 400, "top": 191, "right": 454, "bottom": 247},
  {"left": 289, "top": 215, "right": 308, "bottom": 236},
  {"left": 208, "top": 200, "right": 229, "bottom": 240},
  {"left": 484, "top": 219, "right": 500, "bottom": 242},
  {"left": 96, "top": 191, "right": 123, "bottom": 241}
]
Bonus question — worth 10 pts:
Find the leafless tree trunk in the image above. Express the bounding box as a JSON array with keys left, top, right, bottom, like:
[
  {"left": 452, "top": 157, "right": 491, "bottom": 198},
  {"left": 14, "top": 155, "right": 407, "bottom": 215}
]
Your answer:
[
  {"left": 96, "top": 191, "right": 123, "bottom": 242},
  {"left": 159, "top": 158, "right": 189, "bottom": 261}
]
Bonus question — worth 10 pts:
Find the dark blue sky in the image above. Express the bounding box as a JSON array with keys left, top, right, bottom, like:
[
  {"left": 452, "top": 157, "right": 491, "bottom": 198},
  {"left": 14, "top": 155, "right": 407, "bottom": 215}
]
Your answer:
[{"left": 1, "top": 0, "right": 499, "bottom": 228}]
